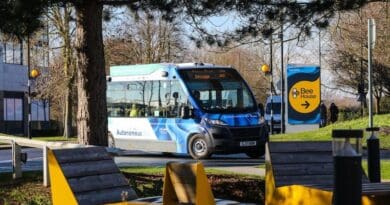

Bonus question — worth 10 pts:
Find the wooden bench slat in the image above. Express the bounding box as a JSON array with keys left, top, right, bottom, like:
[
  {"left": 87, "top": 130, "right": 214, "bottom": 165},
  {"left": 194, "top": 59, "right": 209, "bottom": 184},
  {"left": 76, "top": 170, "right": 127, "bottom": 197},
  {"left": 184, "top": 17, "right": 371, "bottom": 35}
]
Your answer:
[
  {"left": 268, "top": 141, "right": 390, "bottom": 198},
  {"left": 364, "top": 184, "right": 390, "bottom": 195},
  {"left": 275, "top": 175, "right": 334, "bottom": 187},
  {"left": 61, "top": 160, "right": 120, "bottom": 178},
  {"left": 68, "top": 173, "right": 129, "bottom": 193},
  {"left": 272, "top": 163, "right": 333, "bottom": 176},
  {"left": 269, "top": 141, "right": 332, "bottom": 153},
  {"left": 306, "top": 183, "right": 390, "bottom": 196},
  {"left": 271, "top": 152, "right": 333, "bottom": 164},
  {"left": 76, "top": 186, "right": 137, "bottom": 205},
  {"left": 53, "top": 147, "right": 111, "bottom": 163},
  {"left": 363, "top": 183, "right": 390, "bottom": 189}
]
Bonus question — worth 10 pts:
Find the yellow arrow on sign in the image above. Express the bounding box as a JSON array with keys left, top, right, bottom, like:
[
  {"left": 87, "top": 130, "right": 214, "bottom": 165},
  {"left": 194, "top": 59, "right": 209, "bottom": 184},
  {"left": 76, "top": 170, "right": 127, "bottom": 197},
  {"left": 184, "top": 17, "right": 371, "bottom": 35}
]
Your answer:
[{"left": 289, "top": 78, "right": 320, "bottom": 114}]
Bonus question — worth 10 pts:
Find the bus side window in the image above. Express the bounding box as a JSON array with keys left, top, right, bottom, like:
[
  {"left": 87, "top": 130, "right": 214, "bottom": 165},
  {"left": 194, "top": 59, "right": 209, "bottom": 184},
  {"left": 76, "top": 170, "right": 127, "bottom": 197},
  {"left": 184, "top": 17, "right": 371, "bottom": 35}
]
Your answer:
[
  {"left": 129, "top": 104, "right": 138, "bottom": 117},
  {"left": 165, "top": 81, "right": 188, "bottom": 118}
]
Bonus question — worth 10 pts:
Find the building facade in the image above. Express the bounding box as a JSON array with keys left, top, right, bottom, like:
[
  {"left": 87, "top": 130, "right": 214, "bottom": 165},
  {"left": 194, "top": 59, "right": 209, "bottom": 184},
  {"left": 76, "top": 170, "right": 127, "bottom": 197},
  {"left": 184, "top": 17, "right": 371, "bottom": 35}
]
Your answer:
[{"left": 1, "top": 40, "right": 49, "bottom": 135}]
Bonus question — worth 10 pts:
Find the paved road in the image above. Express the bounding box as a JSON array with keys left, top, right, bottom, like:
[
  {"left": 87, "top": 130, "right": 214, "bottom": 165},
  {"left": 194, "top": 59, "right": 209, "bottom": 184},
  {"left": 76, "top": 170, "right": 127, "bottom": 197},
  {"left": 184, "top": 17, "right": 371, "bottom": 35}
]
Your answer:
[
  {"left": 0, "top": 148, "right": 265, "bottom": 176},
  {"left": 115, "top": 150, "right": 265, "bottom": 176},
  {"left": 0, "top": 148, "right": 43, "bottom": 173},
  {"left": 3, "top": 147, "right": 390, "bottom": 177}
]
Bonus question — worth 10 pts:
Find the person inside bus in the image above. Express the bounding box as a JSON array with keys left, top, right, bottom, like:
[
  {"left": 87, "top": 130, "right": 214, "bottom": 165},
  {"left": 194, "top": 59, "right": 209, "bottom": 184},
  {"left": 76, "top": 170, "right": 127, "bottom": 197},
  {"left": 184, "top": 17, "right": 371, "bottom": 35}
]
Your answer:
[
  {"left": 193, "top": 90, "right": 200, "bottom": 100},
  {"left": 192, "top": 90, "right": 203, "bottom": 108},
  {"left": 130, "top": 104, "right": 138, "bottom": 117},
  {"left": 118, "top": 106, "right": 125, "bottom": 117},
  {"left": 171, "top": 92, "right": 180, "bottom": 117}
]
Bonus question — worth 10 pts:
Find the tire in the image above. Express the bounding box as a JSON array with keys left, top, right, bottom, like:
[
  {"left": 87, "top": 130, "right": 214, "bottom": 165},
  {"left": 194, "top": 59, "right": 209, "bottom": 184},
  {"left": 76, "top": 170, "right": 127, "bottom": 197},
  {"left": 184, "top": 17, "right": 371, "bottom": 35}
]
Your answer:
[
  {"left": 188, "top": 134, "right": 212, "bottom": 160},
  {"left": 245, "top": 145, "right": 265, "bottom": 159}
]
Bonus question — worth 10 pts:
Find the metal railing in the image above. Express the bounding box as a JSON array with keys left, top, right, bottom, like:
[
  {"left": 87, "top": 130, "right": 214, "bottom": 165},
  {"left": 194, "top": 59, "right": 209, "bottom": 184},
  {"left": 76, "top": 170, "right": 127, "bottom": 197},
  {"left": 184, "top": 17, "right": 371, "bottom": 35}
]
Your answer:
[{"left": 0, "top": 135, "right": 89, "bottom": 187}]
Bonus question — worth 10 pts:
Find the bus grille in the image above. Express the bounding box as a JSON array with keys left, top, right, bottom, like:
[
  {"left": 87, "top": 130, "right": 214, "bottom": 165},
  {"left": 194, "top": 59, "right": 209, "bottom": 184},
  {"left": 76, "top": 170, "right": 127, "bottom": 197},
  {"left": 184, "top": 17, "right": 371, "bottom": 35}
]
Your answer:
[{"left": 229, "top": 127, "right": 261, "bottom": 140}]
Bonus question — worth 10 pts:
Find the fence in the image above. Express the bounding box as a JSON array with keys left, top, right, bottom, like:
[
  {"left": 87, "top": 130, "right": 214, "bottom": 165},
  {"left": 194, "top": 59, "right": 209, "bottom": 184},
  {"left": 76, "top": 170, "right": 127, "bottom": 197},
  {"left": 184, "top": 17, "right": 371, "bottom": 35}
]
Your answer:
[{"left": 0, "top": 135, "right": 90, "bottom": 186}]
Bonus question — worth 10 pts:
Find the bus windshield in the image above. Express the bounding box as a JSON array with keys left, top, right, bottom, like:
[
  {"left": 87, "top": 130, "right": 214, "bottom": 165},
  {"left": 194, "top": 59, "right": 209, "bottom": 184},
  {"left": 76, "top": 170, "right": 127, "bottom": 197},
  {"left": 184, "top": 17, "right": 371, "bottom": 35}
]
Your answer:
[{"left": 178, "top": 68, "right": 256, "bottom": 113}]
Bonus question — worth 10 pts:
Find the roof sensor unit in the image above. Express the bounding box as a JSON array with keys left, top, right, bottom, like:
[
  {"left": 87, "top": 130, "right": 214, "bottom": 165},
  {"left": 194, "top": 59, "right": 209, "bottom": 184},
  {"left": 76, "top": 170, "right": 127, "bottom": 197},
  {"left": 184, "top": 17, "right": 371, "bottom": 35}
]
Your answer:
[
  {"left": 161, "top": 71, "right": 169, "bottom": 77},
  {"left": 194, "top": 62, "right": 205, "bottom": 67}
]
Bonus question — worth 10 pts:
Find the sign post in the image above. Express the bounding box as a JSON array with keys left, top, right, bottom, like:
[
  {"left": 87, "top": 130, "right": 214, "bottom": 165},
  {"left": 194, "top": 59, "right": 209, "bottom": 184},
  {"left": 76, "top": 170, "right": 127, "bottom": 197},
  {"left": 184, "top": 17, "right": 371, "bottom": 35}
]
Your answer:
[{"left": 286, "top": 64, "right": 320, "bottom": 132}]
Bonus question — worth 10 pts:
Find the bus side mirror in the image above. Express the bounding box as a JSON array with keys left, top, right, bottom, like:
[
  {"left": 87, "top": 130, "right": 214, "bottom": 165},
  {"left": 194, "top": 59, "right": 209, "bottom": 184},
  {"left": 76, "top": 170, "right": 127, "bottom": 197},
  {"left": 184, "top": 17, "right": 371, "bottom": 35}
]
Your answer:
[
  {"left": 180, "top": 106, "right": 190, "bottom": 119},
  {"left": 258, "top": 103, "right": 265, "bottom": 117}
]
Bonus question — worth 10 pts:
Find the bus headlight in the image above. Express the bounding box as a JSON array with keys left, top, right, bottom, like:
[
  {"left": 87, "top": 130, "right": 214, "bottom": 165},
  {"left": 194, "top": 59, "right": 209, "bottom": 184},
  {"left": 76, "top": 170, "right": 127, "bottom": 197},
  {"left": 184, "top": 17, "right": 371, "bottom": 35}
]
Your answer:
[{"left": 204, "top": 118, "right": 227, "bottom": 126}]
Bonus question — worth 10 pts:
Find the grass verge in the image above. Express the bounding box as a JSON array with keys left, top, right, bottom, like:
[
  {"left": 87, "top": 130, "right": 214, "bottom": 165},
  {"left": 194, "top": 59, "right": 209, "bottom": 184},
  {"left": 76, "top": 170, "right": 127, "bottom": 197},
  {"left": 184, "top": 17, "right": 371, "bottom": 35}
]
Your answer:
[
  {"left": 120, "top": 166, "right": 262, "bottom": 179},
  {"left": 362, "top": 160, "right": 390, "bottom": 181},
  {"left": 0, "top": 172, "right": 51, "bottom": 205},
  {"left": 34, "top": 136, "right": 77, "bottom": 142},
  {"left": 271, "top": 114, "right": 390, "bottom": 149},
  {"left": 0, "top": 134, "right": 77, "bottom": 143}
]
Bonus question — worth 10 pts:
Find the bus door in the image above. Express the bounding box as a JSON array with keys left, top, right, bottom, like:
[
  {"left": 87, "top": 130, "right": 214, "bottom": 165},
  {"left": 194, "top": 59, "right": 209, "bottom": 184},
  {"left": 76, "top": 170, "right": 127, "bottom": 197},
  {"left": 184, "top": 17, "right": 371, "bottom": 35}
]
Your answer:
[{"left": 146, "top": 80, "right": 196, "bottom": 153}]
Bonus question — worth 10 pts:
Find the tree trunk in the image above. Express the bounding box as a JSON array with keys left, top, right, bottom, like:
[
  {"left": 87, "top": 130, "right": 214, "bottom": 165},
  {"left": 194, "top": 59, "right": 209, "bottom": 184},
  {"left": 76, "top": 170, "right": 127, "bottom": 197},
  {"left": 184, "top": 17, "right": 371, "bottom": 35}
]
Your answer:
[
  {"left": 74, "top": 0, "right": 107, "bottom": 146},
  {"left": 63, "top": 87, "right": 73, "bottom": 138},
  {"left": 375, "top": 95, "right": 381, "bottom": 114},
  {"left": 63, "top": 4, "right": 73, "bottom": 138}
]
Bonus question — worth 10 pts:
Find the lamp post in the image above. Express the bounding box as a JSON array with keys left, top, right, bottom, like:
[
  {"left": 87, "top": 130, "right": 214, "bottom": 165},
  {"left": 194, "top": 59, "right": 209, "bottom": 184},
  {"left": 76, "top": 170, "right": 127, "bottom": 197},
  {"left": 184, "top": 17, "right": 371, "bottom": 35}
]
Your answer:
[
  {"left": 367, "top": 19, "right": 375, "bottom": 129},
  {"left": 280, "top": 22, "right": 285, "bottom": 134},
  {"left": 262, "top": 33, "right": 274, "bottom": 133},
  {"left": 27, "top": 35, "right": 31, "bottom": 139},
  {"left": 332, "top": 129, "right": 363, "bottom": 205},
  {"left": 318, "top": 30, "right": 321, "bottom": 68},
  {"left": 365, "top": 19, "right": 380, "bottom": 183},
  {"left": 261, "top": 64, "right": 273, "bottom": 133},
  {"left": 28, "top": 68, "right": 40, "bottom": 139},
  {"left": 27, "top": 34, "right": 39, "bottom": 139}
]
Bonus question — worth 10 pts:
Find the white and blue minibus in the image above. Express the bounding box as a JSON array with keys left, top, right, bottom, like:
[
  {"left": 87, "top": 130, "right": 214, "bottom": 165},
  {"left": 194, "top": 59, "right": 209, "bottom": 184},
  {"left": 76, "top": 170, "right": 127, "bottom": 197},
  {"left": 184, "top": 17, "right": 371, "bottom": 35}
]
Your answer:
[{"left": 107, "top": 63, "right": 268, "bottom": 159}]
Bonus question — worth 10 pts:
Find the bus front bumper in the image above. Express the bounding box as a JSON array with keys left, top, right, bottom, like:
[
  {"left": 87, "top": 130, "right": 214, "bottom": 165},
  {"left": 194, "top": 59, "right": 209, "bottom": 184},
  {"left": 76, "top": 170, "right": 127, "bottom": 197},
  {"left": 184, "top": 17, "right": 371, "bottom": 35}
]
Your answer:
[{"left": 208, "top": 124, "right": 268, "bottom": 154}]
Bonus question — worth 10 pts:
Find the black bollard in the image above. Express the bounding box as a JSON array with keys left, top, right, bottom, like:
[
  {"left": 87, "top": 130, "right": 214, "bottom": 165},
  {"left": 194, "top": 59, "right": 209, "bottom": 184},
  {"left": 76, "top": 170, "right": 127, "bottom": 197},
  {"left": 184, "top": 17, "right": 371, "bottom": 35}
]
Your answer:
[
  {"left": 332, "top": 129, "right": 363, "bottom": 205},
  {"left": 366, "top": 127, "right": 381, "bottom": 183}
]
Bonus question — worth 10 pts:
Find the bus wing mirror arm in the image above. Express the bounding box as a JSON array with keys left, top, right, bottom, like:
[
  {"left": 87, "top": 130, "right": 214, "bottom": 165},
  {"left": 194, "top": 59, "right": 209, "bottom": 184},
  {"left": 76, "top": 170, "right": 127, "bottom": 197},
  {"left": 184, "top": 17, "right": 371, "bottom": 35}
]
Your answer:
[{"left": 180, "top": 106, "right": 190, "bottom": 119}]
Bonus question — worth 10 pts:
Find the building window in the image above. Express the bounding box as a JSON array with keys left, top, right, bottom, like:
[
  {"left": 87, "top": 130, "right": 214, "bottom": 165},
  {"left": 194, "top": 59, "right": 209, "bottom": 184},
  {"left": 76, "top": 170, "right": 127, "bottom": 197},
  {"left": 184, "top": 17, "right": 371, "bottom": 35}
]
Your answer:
[
  {"left": 3, "top": 98, "right": 23, "bottom": 121},
  {"left": 1, "top": 41, "right": 22, "bottom": 65},
  {"left": 31, "top": 100, "right": 49, "bottom": 121}
]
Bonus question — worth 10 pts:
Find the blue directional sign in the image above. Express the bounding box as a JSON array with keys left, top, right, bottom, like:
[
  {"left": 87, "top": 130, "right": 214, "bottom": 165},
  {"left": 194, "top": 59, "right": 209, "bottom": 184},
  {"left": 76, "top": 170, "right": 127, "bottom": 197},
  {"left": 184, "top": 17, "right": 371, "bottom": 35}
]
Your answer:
[{"left": 287, "top": 64, "right": 320, "bottom": 124}]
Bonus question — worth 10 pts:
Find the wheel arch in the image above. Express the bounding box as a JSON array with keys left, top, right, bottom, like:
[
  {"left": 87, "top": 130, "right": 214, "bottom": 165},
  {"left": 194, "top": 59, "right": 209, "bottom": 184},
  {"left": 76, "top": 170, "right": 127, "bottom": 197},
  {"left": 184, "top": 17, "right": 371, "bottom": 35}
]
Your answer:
[{"left": 186, "top": 130, "right": 214, "bottom": 154}]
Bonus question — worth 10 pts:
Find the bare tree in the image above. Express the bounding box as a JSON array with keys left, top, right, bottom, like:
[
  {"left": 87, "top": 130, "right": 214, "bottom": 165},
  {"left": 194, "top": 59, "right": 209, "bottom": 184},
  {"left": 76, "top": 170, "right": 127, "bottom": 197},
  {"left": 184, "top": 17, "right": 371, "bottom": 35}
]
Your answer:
[
  {"left": 329, "top": 2, "right": 390, "bottom": 113},
  {"left": 46, "top": 4, "right": 76, "bottom": 138},
  {"left": 105, "top": 10, "right": 186, "bottom": 67}
]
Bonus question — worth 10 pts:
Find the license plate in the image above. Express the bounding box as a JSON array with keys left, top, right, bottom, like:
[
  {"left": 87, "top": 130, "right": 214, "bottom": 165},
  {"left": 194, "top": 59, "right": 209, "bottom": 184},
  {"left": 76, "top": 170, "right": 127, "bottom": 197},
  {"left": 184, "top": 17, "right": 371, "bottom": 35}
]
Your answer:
[{"left": 240, "top": 141, "right": 257, "bottom": 147}]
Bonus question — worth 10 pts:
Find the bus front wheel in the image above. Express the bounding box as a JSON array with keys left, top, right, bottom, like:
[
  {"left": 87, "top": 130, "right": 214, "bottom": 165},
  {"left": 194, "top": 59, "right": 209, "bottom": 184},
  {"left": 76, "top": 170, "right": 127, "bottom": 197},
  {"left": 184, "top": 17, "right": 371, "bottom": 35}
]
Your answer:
[{"left": 188, "top": 134, "right": 212, "bottom": 160}]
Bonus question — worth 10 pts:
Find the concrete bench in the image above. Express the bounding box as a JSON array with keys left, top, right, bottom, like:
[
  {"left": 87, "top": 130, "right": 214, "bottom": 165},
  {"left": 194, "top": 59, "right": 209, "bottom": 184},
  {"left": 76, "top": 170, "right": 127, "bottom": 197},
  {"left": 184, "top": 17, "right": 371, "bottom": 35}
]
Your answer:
[{"left": 266, "top": 141, "right": 390, "bottom": 205}]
